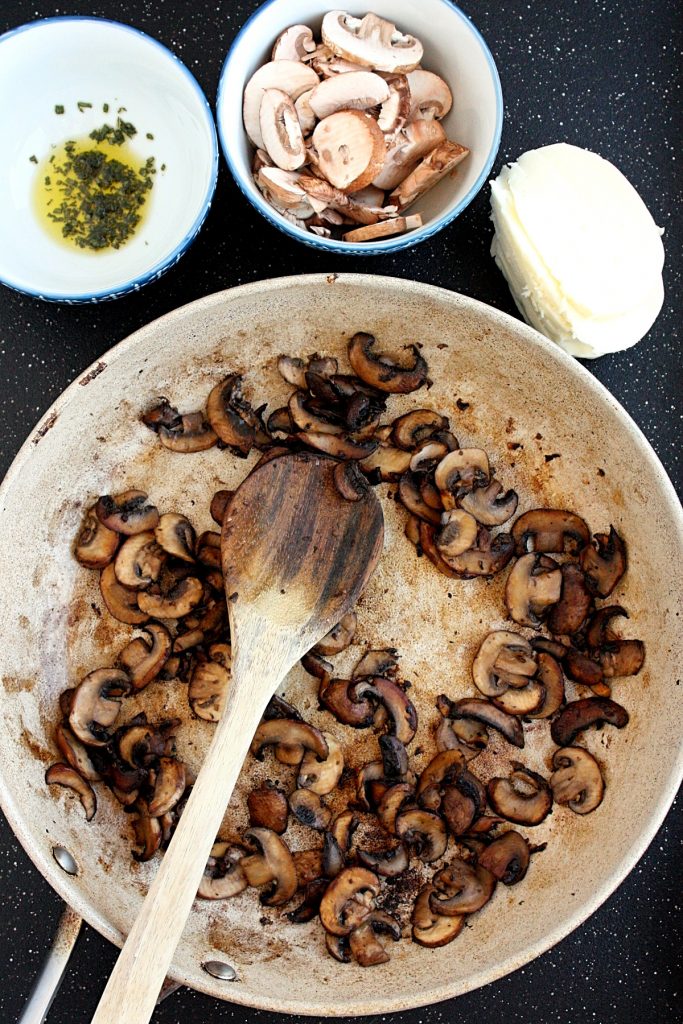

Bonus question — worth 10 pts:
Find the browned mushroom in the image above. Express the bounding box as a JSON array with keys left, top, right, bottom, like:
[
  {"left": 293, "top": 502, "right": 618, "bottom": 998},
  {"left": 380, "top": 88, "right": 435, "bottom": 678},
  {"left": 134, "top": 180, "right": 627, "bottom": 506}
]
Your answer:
[
  {"left": 472, "top": 631, "right": 537, "bottom": 697},
  {"left": 114, "top": 531, "right": 165, "bottom": 590},
  {"left": 379, "top": 735, "right": 409, "bottom": 779},
  {"left": 491, "top": 680, "right": 545, "bottom": 717},
  {"left": 598, "top": 640, "right": 645, "bottom": 679},
  {"left": 277, "top": 355, "right": 307, "bottom": 388},
  {"left": 298, "top": 733, "right": 344, "bottom": 795},
  {"left": 290, "top": 788, "right": 332, "bottom": 831},
  {"left": 116, "top": 719, "right": 167, "bottom": 768},
  {"left": 45, "top": 763, "right": 97, "bottom": 820},
  {"left": 353, "top": 648, "right": 400, "bottom": 679},
  {"left": 376, "top": 782, "right": 414, "bottom": 834},
  {"left": 251, "top": 719, "right": 329, "bottom": 762},
  {"left": 294, "top": 430, "right": 378, "bottom": 460},
  {"left": 147, "top": 757, "right": 186, "bottom": 816},
  {"left": 547, "top": 563, "right": 593, "bottom": 636},
  {"left": 528, "top": 653, "right": 565, "bottom": 719},
  {"left": 69, "top": 668, "right": 131, "bottom": 746},
  {"left": 158, "top": 412, "right": 218, "bottom": 453},
  {"left": 391, "top": 410, "right": 450, "bottom": 451},
  {"left": 512, "top": 509, "right": 590, "bottom": 555},
  {"left": 360, "top": 444, "right": 412, "bottom": 482},
  {"left": 434, "top": 449, "right": 490, "bottom": 507},
  {"left": 412, "top": 885, "right": 465, "bottom": 948},
  {"left": 551, "top": 697, "right": 629, "bottom": 746},
  {"left": 563, "top": 648, "right": 604, "bottom": 689},
  {"left": 137, "top": 576, "right": 203, "bottom": 619},
  {"left": 333, "top": 461, "right": 371, "bottom": 501},
  {"left": 395, "top": 808, "right": 447, "bottom": 862},
  {"left": 319, "top": 866, "right": 381, "bottom": 936},
  {"left": 436, "top": 509, "right": 479, "bottom": 559},
  {"left": 580, "top": 526, "right": 627, "bottom": 597},
  {"left": 550, "top": 746, "right": 604, "bottom": 814},
  {"left": 293, "top": 848, "right": 324, "bottom": 888},
  {"left": 241, "top": 827, "right": 298, "bottom": 906},
  {"left": 319, "top": 677, "right": 375, "bottom": 728},
  {"left": 438, "top": 696, "right": 525, "bottom": 748},
  {"left": 416, "top": 749, "right": 466, "bottom": 806},
  {"left": 210, "top": 489, "right": 234, "bottom": 526},
  {"left": 74, "top": 506, "right": 119, "bottom": 568},
  {"left": 188, "top": 659, "right": 231, "bottom": 722},
  {"left": 313, "top": 612, "right": 357, "bottom": 656},
  {"left": 95, "top": 491, "right": 160, "bottom": 535},
  {"left": 440, "top": 785, "right": 477, "bottom": 836},
  {"left": 460, "top": 480, "right": 519, "bottom": 526},
  {"left": 487, "top": 764, "right": 552, "bottom": 825},
  {"left": 198, "top": 842, "right": 248, "bottom": 900},
  {"left": 348, "top": 911, "right": 401, "bottom": 967},
  {"left": 154, "top": 513, "right": 196, "bottom": 562},
  {"left": 54, "top": 723, "right": 101, "bottom": 781},
  {"left": 478, "top": 830, "right": 530, "bottom": 885},
  {"left": 247, "top": 781, "right": 289, "bottom": 834},
  {"left": 358, "top": 843, "right": 409, "bottom": 878},
  {"left": 430, "top": 859, "right": 496, "bottom": 915},
  {"left": 351, "top": 677, "right": 417, "bottom": 744},
  {"left": 427, "top": 522, "right": 514, "bottom": 578},
  {"left": 119, "top": 623, "right": 172, "bottom": 691},
  {"left": 347, "top": 332, "right": 427, "bottom": 394},
  {"left": 434, "top": 715, "right": 488, "bottom": 761},
  {"left": 398, "top": 472, "right": 443, "bottom": 525},
  {"left": 505, "top": 553, "right": 562, "bottom": 627},
  {"left": 130, "top": 801, "right": 162, "bottom": 862}
]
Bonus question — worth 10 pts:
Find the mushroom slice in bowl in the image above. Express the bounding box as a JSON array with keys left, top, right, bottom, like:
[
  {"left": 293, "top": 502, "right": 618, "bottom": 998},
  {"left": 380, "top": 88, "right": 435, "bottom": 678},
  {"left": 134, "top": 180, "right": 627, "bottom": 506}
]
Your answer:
[
  {"left": 114, "top": 532, "right": 165, "bottom": 590},
  {"left": 505, "top": 553, "right": 563, "bottom": 627},
  {"left": 154, "top": 513, "right": 196, "bottom": 562},
  {"left": 472, "top": 631, "right": 537, "bottom": 697},
  {"left": 188, "top": 659, "right": 231, "bottom": 722},
  {"left": 241, "top": 827, "right": 298, "bottom": 906},
  {"left": 68, "top": 668, "right": 131, "bottom": 746},
  {"left": 580, "top": 526, "right": 627, "bottom": 597},
  {"left": 550, "top": 746, "right": 605, "bottom": 814},
  {"left": 74, "top": 506, "right": 119, "bottom": 568},
  {"left": 478, "top": 830, "right": 531, "bottom": 885},
  {"left": 95, "top": 490, "right": 160, "bottom": 535},
  {"left": 198, "top": 842, "right": 248, "bottom": 900},
  {"left": 550, "top": 697, "right": 629, "bottom": 747},
  {"left": 487, "top": 764, "right": 552, "bottom": 826},
  {"left": 429, "top": 859, "right": 496, "bottom": 915},
  {"left": 460, "top": 480, "right": 519, "bottom": 526},
  {"left": 321, "top": 11, "right": 423, "bottom": 73},
  {"left": 319, "top": 866, "right": 381, "bottom": 936},
  {"left": 412, "top": 885, "right": 465, "bottom": 948},
  {"left": 45, "top": 763, "right": 97, "bottom": 821},
  {"left": 347, "top": 332, "right": 428, "bottom": 394},
  {"left": 511, "top": 508, "right": 590, "bottom": 555}
]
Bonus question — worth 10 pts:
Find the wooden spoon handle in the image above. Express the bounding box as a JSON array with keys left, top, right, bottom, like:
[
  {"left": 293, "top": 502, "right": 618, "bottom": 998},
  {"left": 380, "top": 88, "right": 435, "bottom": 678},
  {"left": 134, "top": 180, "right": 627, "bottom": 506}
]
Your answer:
[{"left": 90, "top": 641, "right": 286, "bottom": 1024}]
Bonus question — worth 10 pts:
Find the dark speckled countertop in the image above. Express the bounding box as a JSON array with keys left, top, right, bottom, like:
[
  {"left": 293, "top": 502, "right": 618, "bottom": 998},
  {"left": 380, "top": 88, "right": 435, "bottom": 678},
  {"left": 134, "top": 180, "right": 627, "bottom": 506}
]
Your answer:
[{"left": 0, "top": 2, "right": 680, "bottom": 1022}]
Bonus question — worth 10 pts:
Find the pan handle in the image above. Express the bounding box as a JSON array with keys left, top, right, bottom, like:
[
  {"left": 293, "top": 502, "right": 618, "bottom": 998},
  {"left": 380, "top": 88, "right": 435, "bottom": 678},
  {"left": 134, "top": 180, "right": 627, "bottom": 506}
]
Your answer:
[
  {"left": 18, "top": 906, "right": 82, "bottom": 1024},
  {"left": 18, "top": 906, "right": 183, "bottom": 1023}
]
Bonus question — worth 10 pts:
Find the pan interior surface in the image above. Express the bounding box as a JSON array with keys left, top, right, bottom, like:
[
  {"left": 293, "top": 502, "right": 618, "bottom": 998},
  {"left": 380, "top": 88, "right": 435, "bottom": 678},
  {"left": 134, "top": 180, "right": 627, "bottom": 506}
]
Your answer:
[{"left": 0, "top": 275, "right": 680, "bottom": 1016}]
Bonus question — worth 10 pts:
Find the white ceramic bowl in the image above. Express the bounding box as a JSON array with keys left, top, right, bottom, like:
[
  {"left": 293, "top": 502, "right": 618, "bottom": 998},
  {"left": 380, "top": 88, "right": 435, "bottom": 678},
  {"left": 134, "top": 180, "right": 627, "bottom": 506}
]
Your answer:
[
  {"left": 0, "top": 17, "right": 218, "bottom": 302},
  {"left": 217, "top": 0, "right": 503, "bottom": 254}
]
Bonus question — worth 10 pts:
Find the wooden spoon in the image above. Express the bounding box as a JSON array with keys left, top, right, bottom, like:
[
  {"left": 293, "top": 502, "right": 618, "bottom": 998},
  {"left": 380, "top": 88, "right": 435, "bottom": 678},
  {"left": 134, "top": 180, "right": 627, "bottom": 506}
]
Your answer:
[{"left": 91, "top": 452, "right": 384, "bottom": 1024}]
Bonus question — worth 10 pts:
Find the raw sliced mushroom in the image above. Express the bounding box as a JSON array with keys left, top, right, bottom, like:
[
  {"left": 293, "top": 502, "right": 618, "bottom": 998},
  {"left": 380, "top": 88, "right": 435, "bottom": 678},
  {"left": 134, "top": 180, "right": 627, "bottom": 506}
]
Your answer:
[
  {"left": 550, "top": 697, "right": 629, "bottom": 747},
  {"left": 272, "top": 24, "right": 316, "bottom": 62},
  {"left": 74, "top": 507, "right": 119, "bottom": 568},
  {"left": 321, "top": 11, "right": 423, "bottom": 73},
  {"left": 412, "top": 885, "right": 465, "bottom": 948},
  {"left": 460, "top": 480, "right": 519, "bottom": 527},
  {"left": 430, "top": 859, "right": 496, "bottom": 915},
  {"left": 158, "top": 412, "right": 218, "bottom": 453},
  {"left": 290, "top": 788, "right": 332, "bottom": 831},
  {"left": 348, "top": 332, "right": 427, "bottom": 394},
  {"left": 434, "top": 448, "right": 490, "bottom": 507},
  {"left": 241, "top": 827, "right": 298, "bottom": 906},
  {"left": 95, "top": 491, "right": 159, "bottom": 535},
  {"left": 198, "top": 842, "right": 247, "bottom": 900},
  {"left": 243, "top": 60, "right": 319, "bottom": 149},
  {"left": 309, "top": 71, "right": 390, "bottom": 119},
  {"left": 147, "top": 757, "right": 186, "bottom": 816},
  {"left": 114, "top": 531, "right": 165, "bottom": 590},
  {"left": 389, "top": 140, "right": 470, "bottom": 211},
  {"left": 257, "top": 168, "right": 315, "bottom": 217},
  {"left": 45, "top": 763, "right": 97, "bottom": 821},
  {"left": 580, "top": 526, "right": 628, "bottom": 597},
  {"left": 137, "top": 576, "right": 203, "bottom": 619},
  {"left": 311, "top": 110, "right": 385, "bottom": 192},
  {"left": 351, "top": 677, "right": 418, "bottom": 744},
  {"left": 547, "top": 563, "right": 593, "bottom": 636},
  {"left": 319, "top": 866, "right": 381, "bottom": 936},
  {"left": 251, "top": 719, "right": 329, "bottom": 762},
  {"left": 550, "top": 746, "right": 604, "bottom": 814},
  {"left": 406, "top": 70, "right": 453, "bottom": 120},
  {"left": 395, "top": 808, "right": 447, "bottom": 862},
  {"left": 69, "top": 668, "right": 131, "bottom": 746},
  {"left": 259, "top": 88, "right": 306, "bottom": 171},
  {"left": 54, "top": 723, "right": 101, "bottom": 781},
  {"left": 298, "top": 733, "right": 344, "bottom": 795},
  {"left": 121, "top": 623, "right": 172, "bottom": 691},
  {"left": 436, "top": 509, "right": 478, "bottom": 559},
  {"left": 440, "top": 696, "right": 525, "bottom": 748},
  {"left": 373, "top": 119, "right": 447, "bottom": 191},
  {"left": 505, "top": 553, "right": 562, "bottom": 627},
  {"left": 478, "top": 830, "right": 530, "bottom": 885},
  {"left": 487, "top": 764, "right": 552, "bottom": 826},
  {"left": 377, "top": 73, "right": 411, "bottom": 132},
  {"left": 528, "top": 653, "right": 565, "bottom": 719},
  {"left": 294, "top": 89, "right": 317, "bottom": 135},
  {"left": 342, "top": 215, "right": 423, "bottom": 243},
  {"left": 313, "top": 612, "right": 357, "bottom": 656},
  {"left": 189, "top": 659, "right": 230, "bottom": 722},
  {"left": 512, "top": 509, "right": 590, "bottom": 555},
  {"left": 154, "top": 513, "right": 196, "bottom": 563},
  {"left": 472, "top": 631, "right": 537, "bottom": 698}
]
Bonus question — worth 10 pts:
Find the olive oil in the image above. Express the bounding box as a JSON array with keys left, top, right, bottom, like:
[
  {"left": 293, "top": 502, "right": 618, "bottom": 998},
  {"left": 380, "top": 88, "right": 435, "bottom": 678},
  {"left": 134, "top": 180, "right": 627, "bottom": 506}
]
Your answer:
[{"left": 32, "top": 135, "right": 155, "bottom": 252}]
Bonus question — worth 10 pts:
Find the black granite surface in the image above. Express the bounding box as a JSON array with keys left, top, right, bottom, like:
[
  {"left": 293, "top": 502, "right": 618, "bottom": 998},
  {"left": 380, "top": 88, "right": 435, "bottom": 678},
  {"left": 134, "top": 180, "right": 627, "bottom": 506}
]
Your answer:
[{"left": 0, "top": 1, "right": 680, "bottom": 1022}]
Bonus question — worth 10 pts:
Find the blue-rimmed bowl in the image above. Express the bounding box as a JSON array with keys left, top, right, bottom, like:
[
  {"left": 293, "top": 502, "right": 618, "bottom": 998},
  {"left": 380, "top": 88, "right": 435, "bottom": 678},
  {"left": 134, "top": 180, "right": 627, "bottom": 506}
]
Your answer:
[
  {"left": 0, "top": 17, "right": 218, "bottom": 302},
  {"left": 217, "top": 0, "right": 502, "bottom": 254}
]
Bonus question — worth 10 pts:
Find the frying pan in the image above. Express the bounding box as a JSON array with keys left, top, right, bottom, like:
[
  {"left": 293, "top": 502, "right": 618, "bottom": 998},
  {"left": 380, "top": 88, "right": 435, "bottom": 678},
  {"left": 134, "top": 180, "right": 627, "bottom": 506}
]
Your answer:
[{"left": 1, "top": 274, "right": 681, "bottom": 1018}]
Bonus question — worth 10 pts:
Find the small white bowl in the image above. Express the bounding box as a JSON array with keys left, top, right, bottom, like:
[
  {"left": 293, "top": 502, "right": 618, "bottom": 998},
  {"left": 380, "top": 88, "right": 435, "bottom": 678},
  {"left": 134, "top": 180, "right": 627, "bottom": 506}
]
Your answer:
[
  {"left": 217, "top": 0, "right": 503, "bottom": 254},
  {"left": 0, "top": 17, "right": 218, "bottom": 302}
]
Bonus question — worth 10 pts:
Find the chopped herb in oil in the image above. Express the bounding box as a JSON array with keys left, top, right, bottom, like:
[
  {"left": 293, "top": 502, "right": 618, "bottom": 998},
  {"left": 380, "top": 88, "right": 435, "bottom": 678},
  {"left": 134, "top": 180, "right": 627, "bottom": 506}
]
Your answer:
[
  {"left": 77, "top": 101, "right": 92, "bottom": 112},
  {"left": 89, "top": 117, "right": 137, "bottom": 146},
  {"left": 55, "top": 104, "right": 65, "bottom": 115},
  {"left": 29, "top": 154, "right": 38, "bottom": 164},
  {"left": 103, "top": 103, "right": 109, "bottom": 113}
]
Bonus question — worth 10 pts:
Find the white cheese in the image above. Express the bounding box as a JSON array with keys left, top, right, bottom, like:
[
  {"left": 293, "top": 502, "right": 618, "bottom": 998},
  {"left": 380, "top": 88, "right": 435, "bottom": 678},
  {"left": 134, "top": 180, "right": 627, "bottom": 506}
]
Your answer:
[{"left": 490, "top": 143, "right": 665, "bottom": 358}]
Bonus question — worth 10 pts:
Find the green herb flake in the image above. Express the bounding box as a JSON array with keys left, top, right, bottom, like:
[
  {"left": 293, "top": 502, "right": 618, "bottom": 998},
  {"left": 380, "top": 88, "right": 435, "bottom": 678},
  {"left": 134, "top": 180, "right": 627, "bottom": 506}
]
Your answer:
[
  {"left": 44, "top": 175, "right": 51, "bottom": 186},
  {"left": 29, "top": 154, "right": 38, "bottom": 164},
  {"left": 146, "top": 132, "right": 154, "bottom": 140},
  {"left": 103, "top": 103, "right": 109, "bottom": 113},
  {"left": 117, "top": 106, "right": 127, "bottom": 113},
  {"left": 77, "top": 101, "right": 93, "bottom": 112},
  {"left": 89, "top": 117, "right": 137, "bottom": 146},
  {"left": 160, "top": 163, "right": 166, "bottom": 172},
  {"left": 55, "top": 104, "right": 65, "bottom": 115}
]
